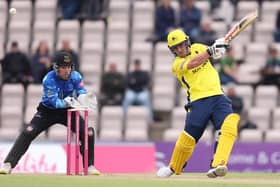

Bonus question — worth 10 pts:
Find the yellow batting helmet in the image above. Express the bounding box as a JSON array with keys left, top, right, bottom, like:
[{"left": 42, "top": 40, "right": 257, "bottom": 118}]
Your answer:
[{"left": 167, "top": 29, "right": 190, "bottom": 48}]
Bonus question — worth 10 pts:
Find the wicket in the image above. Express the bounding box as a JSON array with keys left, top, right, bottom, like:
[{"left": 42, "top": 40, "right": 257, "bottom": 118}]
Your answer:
[{"left": 66, "top": 108, "right": 89, "bottom": 176}]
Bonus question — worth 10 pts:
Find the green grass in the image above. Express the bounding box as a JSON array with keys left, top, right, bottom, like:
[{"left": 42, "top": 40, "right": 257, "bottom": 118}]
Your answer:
[{"left": 1, "top": 173, "right": 279, "bottom": 187}]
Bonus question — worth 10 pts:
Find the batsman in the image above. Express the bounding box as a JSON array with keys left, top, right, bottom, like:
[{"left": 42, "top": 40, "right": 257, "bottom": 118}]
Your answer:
[
  {"left": 157, "top": 29, "right": 240, "bottom": 178},
  {"left": 0, "top": 52, "right": 100, "bottom": 175}
]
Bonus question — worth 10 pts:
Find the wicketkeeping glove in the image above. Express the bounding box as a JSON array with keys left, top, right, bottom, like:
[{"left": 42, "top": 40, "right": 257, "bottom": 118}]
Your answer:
[
  {"left": 207, "top": 38, "right": 229, "bottom": 59},
  {"left": 77, "top": 93, "right": 98, "bottom": 111},
  {"left": 64, "top": 96, "right": 81, "bottom": 108}
]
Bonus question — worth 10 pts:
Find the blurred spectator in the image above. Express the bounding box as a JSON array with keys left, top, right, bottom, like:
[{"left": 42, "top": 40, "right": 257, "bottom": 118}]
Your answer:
[
  {"left": 226, "top": 85, "right": 257, "bottom": 132},
  {"left": 58, "top": 0, "right": 81, "bottom": 19},
  {"left": 226, "top": 85, "right": 243, "bottom": 115},
  {"left": 259, "top": 46, "right": 280, "bottom": 87},
  {"left": 79, "top": 0, "right": 109, "bottom": 20},
  {"left": 1, "top": 41, "right": 32, "bottom": 85},
  {"left": 122, "top": 59, "right": 153, "bottom": 123},
  {"left": 227, "top": 0, "right": 239, "bottom": 21},
  {"left": 211, "top": 0, "right": 234, "bottom": 24},
  {"left": 273, "top": 10, "right": 280, "bottom": 42},
  {"left": 31, "top": 41, "right": 52, "bottom": 84},
  {"left": 57, "top": 39, "right": 80, "bottom": 72},
  {"left": 208, "top": 0, "right": 222, "bottom": 14},
  {"left": 219, "top": 47, "right": 239, "bottom": 85},
  {"left": 99, "top": 63, "right": 125, "bottom": 107},
  {"left": 147, "top": 0, "right": 176, "bottom": 43},
  {"left": 196, "top": 20, "right": 216, "bottom": 45},
  {"left": 179, "top": 0, "right": 202, "bottom": 42}
]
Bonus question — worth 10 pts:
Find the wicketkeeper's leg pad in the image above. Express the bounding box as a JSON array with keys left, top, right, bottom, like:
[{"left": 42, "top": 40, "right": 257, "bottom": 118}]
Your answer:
[
  {"left": 169, "top": 131, "right": 196, "bottom": 175},
  {"left": 211, "top": 113, "right": 240, "bottom": 168},
  {"left": 4, "top": 125, "right": 40, "bottom": 168}
]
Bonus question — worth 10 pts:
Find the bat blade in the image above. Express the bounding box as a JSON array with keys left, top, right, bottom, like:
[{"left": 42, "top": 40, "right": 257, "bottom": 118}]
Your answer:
[{"left": 225, "top": 10, "right": 258, "bottom": 42}]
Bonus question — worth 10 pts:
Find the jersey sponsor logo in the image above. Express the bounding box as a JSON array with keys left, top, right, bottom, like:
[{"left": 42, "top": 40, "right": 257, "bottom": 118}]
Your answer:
[
  {"left": 191, "top": 62, "right": 207, "bottom": 74},
  {"left": 47, "top": 90, "right": 55, "bottom": 97}
]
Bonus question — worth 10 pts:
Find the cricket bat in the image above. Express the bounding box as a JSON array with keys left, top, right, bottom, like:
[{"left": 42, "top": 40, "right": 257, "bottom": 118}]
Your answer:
[{"left": 224, "top": 10, "right": 258, "bottom": 43}]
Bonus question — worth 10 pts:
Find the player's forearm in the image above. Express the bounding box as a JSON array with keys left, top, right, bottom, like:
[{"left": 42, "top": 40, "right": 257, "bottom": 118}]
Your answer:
[
  {"left": 47, "top": 96, "right": 67, "bottom": 108},
  {"left": 187, "top": 51, "right": 210, "bottom": 69},
  {"left": 52, "top": 97, "right": 67, "bottom": 108}
]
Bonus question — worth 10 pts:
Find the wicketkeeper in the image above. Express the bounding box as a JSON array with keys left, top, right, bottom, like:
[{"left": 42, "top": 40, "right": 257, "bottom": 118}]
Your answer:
[{"left": 0, "top": 52, "right": 100, "bottom": 175}]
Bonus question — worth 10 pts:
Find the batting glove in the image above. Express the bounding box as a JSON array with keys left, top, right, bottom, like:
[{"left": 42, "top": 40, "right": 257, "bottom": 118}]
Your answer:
[{"left": 207, "top": 38, "right": 229, "bottom": 59}]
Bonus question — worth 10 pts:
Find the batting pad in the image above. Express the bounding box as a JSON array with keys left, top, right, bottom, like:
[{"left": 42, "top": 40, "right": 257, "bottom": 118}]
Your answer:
[
  {"left": 211, "top": 113, "right": 240, "bottom": 168},
  {"left": 169, "top": 131, "right": 196, "bottom": 175}
]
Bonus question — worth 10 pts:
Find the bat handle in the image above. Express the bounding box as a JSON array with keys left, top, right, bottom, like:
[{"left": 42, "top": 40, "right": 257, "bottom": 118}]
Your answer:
[{"left": 224, "top": 33, "right": 232, "bottom": 43}]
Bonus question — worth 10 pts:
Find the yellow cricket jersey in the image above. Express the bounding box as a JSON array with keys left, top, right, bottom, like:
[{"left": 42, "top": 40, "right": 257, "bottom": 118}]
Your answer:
[{"left": 172, "top": 43, "right": 223, "bottom": 102}]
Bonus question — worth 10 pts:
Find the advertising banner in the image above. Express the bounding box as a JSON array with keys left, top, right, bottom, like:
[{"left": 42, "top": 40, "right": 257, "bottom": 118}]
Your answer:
[
  {"left": 1, "top": 142, "right": 279, "bottom": 173},
  {"left": 94, "top": 143, "right": 155, "bottom": 173},
  {"left": 0, "top": 143, "right": 156, "bottom": 173},
  {"left": 156, "top": 142, "right": 280, "bottom": 172},
  {"left": 0, "top": 143, "right": 65, "bottom": 173}
]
